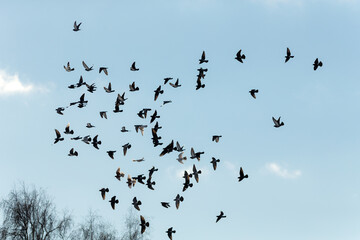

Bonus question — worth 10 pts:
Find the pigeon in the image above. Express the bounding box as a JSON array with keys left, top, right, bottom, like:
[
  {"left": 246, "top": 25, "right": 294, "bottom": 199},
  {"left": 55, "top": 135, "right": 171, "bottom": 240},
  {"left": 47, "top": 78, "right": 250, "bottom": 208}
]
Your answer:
[
  {"left": 154, "top": 86, "right": 164, "bottom": 101},
  {"left": 133, "top": 174, "right": 146, "bottom": 184},
  {"left": 64, "top": 123, "right": 74, "bottom": 135},
  {"left": 73, "top": 21, "right": 81, "bottom": 31},
  {"left": 161, "top": 202, "right": 170, "bottom": 208},
  {"left": 177, "top": 152, "right": 187, "bottom": 164},
  {"left": 104, "top": 82, "right": 114, "bottom": 93},
  {"left": 54, "top": 129, "right": 64, "bottom": 144},
  {"left": 68, "top": 148, "right": 78, "bottom": 156},
  {"left": 100, "top": 111, "right": 107, "bottom": 119},
  {"left": 86, "top": 83, "right": 96, "bottom": 93},
  {"left": 150, "top": 110, "right": 160, "bottom": 124},
  {"left": 109, "top": 196, "right": 119, "bottom": 210},
  {"left": 189, "top": 164, "right": 202, "bottom": 183},
  {"left": 132, "top": 197, "right": 142, "bottom": 211},
  {"left": 197, "top": 68, "right": 208, "bottom": 79},
  {"left": 235, "top": 49, "right": 246, "bottom": 63},
  {"left": 148, "top": 166, "right": 158, "bottom": 178},
  {"left": 113, "top": 102, "right": 123, "bottom": 113},
  {"left": 216, "top": 211, "right": 226, "bottom": 223},
  {"left": 130, "top": 62, "right": 139, "bottom": 71},
  {"left": 196, "top": 78, "right": 205, "bottom": 90},
  {"left": 272, "top": 116, "right": 284, "bottom": 128},
  {"left": 153, "top": 122, "right": 162, "bottom": 132},
  {"left": 174, "top": 194, "right": 184, "bottom": 209},
  {"left": 146, "top": 177, "right": 156, "bottom": 190},
  {"left": 151, "top": 129, "right": 163, "bottom": 147},
  {"left": 211, "top": 157, "right": 220, "bottom": 170},
  {"left": 160, "top": 140, "right": 174, "bottom": 157},
  {"left": 121, "top": 126, "right": 129, "bottom": 132},
  {"left": 134, "top": 125, "right": 147, "bottom": 136},
  {"left": 169, "top": 78, "right": 181, "bottom": 88},
  {"left": 127, "top": 175, "right": 136, "bottom": 189},
  {"left": 115, "top": 168, "right": 125, "bottom": 181},
  {"left": 70, "top": 93, "right": 88, "bottom": 108},
  {"left": 117, "top": 92, "right": 128, "bottom": 105},
  {"left": 99, "top": 188, "right": 109, "bottom": 200},
  {"left": 140, "top": 215, "right": 149, "bottom": 234},
  {"left": 182, "top": 170, "right": 193, "bottom": 192},
  {"left": 82, "top": 135, "right": 92, "bottom": 144},
  {"left": 163, "top": 77, "right": 173, "bottom": 85},
  {"left": 161, "top": 100, "right": 172, "bottom": 107},
  {"left": 166, "top": 227, "right": 176, "bottom": 240},
  {"left": 64, "top": 62, "right": 74, "bottom": 72},
  {"left": 76, "top": 76, "right": 86, "bottom": 88},
  {"left": 68, "top": 84, "right": 76, "bottom": 89},
  {"left": 129, "top": 82, "right": 139, "bottom": 92},
  {"left": 71, "top": 136, "right": 82, "bottom": 140},
  {"left": 86, "top": 123, "right": 95, "bottom": 128},
  {"left": 138, "top": 108, "right": 151, "bottom": 119},
  {"left": 122, "top": 143, "right": 131, "bottom": 156},
  {"left": 92, "top": 135, "right": 101, "bottom": 149},
  {"left": 285, "top": 48, "right": 294, "bottom": 63},
  {"left": 99, "top": 67, "right": 108, "bottom": 75},
  {"left": 133, "top": 157, "right": 145, "bottom": 162},
  {"left": 199, "top": 51, "right": 208, "bottom": 64},
  {"left": 174, "top": 141, "right": 185, "bottom": 152},
  {"left": 238, "top": 167, "right": 248, "bottom": 182},
  {"left": 313, "top": 58, "right": 323, "bottom": 71},
  {"left": 55, "top": 107, "right": 65, "bottom": 115},
  {"left": 249, "top": 89, "right": 258, "bottom": 99},
  {"left": 190, "top": 148, "right": 204, "bottom": 161},
  {"left": 212, "top": 135, "right": 222, "bottom": 143},
  {"left": 107, "top": 151, "right": 116, "bottom": 159},
  {"left": 82, "top": 61, "right": 93, "bottom": 71}
]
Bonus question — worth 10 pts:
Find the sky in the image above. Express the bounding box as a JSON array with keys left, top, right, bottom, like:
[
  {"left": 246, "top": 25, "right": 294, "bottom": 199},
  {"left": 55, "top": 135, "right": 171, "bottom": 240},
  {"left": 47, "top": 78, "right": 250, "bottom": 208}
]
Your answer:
[{"left": 1, "top": 0, "right": 360, "bottom": 239}]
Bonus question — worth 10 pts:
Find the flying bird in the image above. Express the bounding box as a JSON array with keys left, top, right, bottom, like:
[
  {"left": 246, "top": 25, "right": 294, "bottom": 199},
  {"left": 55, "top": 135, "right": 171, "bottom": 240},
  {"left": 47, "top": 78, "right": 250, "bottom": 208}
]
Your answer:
[
  {"left": 161, "top": 100, "right": 172, "bottom": 107},
  {"left": 68, "top": 148, "right": 78, "bottom": 156},
  {"left": 190, "top": 148, "right": 204, "bottom": 161},
  {"left": 189, "top": 164, "right": 202, "bottom": 183},
  {"left": 211, "top": 157, "right": 220, "bottom": 170},
  {"left": 109, "top": 196, "right": 119, "bottom": 210},
  {"left": 146, "top": 177, "right": 156, "bottom": 190},
  {"left": 169, "top": 78, "right": 181, "bottom": 88},
  {"left": 174, "top": 141, "right": 185, "bottom": 152},
  {"left": 64, "top": 123, "right": 74, "bottom": 134},
  {"left": 196, "top": 78, "right": 205, "bottom": 90},
  {"left": 161, "top": 202, "right": 170, "bottom": 208},
  {"left": 107, "top": 151, "right": 116, "bottom": 159},
  {"left": 313, "top": 58, "right": 323, "bottom": 71},
  {"left": 134, "top": 125, "right": 147, "bottom": 136},
  {"left": 82, "top": 61, "right": 93, "bottom": 71},
  {"left": 100, "top": 111, "right": 107, "bottom": 119},
  {"left": 99, "top": 67, "right": 108, "bottom": 75},
  {"left": 132, "top": 197, "right": 142, "bottom": 211},
  {"left": 174, "top": 194, "right": 184, "bottom": 209},
  {"left": 121, "top": 126, "right": 129, "bottom": 132},
  {"left": 137, "top": 108, "right": 151, "bottom": 119},
  {"left": 182, "top": 170, "right": 193, "bottom": 192},
  {"left": 76, "top": 76, "right": 86, "bottom": 88},
  {"left": 216, "top": 211, "right": 226, "bottom": 223},
  {"left": 238, "top": 167, "right": 248, "bottom": 182},
  {"left": 104, "top": 82, "right": 114, "bottom": 93},
  {"left": 113, "top": 102, "right": 123, "bottom": 113},
  {"left": 82, "top": 135, "right": 92, "bottom": 144},
  {"left": 115, "top": 168, "right": 125, "bottom": 181},
  {"left": 160, "top": 140, "right": 174, "bottom": 157},
  {"left": 166, "top": 227, "right": 176, "bottom": 240},
  {"left": 140, "top": 215, "right": 149, "bottom": 234},
  {"left": 70, "top": 93, "right": 88, "bottom": 108},
  {"left": 154, "top": 86, "right": 164, "bottom": 101},
  {"left": 73, "top": 21, "right": 81, "bottom": 31},
  {"left": 71, "top": 136, "right": 82, "bottom": 140},
  {"left": 92, "top": 135, "right": 102, "bottom": 149},
  {"left": 153, "top": 122, "right": 162, "bottom": 132},
  {"left": 133, "top": 174, "right": 146, "bottom": 184},
  {"left": 235, "top": 49, "right": 246, "bottom": 63},
  {"left": 86, "top": 83, "right": 97, "bottom": 93},
  {"left": 86, "top": 123, "right": 95, "bottom": 128},
  {"left": 212, "top": 135, "right": 222, "bottom": 143},
  {"left": 177, "top": 152, "right": 187, "bottom": 164},
  {"left": 64, "top": 62, "right": 74, "bottom": 72},
  {"left": 272, "top": 116, "right": 284, "bottom": 128},
  {"left": 148, "top": 166, "right": 158, "bottom": 178},
  {"left": 122, "top": 143, "right": 131, "bottom": 156},
  {"left": 99, "top": 188, "right": 109, "bottom": 200},
  {"left": 129, "top": 82, "right": 139, "bottom": 92},
  {"left": 285, "top": 48, "right": 294, "bottom": 63},
  {"left": 55, "top": 107, "right": 65, "bottom": 115},
  {"left": 199, "top": 51, "right": 208, "bottom": 64},
  {"left": 163, "top": 77, "right": 173, "bottom": 85},
  {"left": 249, "top": 89, "right": 258, "bottom": 99},
  {"left": 150, "top": 110, "right": 160, "bottom": 124},
  {"left": 130, "top": 62, "right": 139, "bottom": 71},
  {"left": 54, "top": 129, "right": 64, "bottom": 144},
  {"left": 133, "top": 157, "right": 145, "bottom": 162},
  {"left": 127, "top": 175, "right": 136, "bottom": 189}
]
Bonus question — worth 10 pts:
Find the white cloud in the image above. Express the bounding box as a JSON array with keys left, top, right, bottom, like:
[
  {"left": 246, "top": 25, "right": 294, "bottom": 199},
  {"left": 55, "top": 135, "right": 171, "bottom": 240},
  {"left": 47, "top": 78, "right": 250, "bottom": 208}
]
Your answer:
[{"left": 266, "top": 162, "right": 301, "bottom": 179}]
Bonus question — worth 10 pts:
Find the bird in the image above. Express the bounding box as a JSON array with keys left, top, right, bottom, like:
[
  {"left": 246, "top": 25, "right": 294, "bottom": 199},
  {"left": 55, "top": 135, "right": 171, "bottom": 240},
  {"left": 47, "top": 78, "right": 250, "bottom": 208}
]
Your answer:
[
  {"left": 92, "top": 135, "right": 101, "bottom": 149},
  {"left": 127, "top": 175, "right": 136, "bottom": 189},
  {"left": 130, "top": 62, "right": 139, "bottom": 71},
  {"left": 133, "top": 157, "right": 145, "bottom": 162},
  {"left": 174, "top": 141, "right": 185, "bottom": 152},
  {"left": 100, "top": 111, "right": 107, "bottom": 119},
  {"left": 107, "top": 151, "right": 116, "bottom": 159},
  {"left": 211, "top": 157, "right": 220, "bottom": 170},
  {"left": 132, "top": 197, "right": 142, "bottom": 211},
  {"left": 161, "top": 202, "right": 170, "bottom": 208},
  {"left": 55, "top": 107, "right": 65, "bottom": 115},
  {"left": 82, "top": 135, "right": 92, "bottom": 144},
  {"left": 64, "top": 123, "right": 74, "bottom": 135},
  {"left": 161, "top": 100, "right": 172, "bottom": 107},
  {"left": 174, "top": 194, "right": 184, "bottom": 209},
  {"left": 68, "top": 148, "right": 78, "bottom": 156},
  {"left": 285, "top": 48, "right": 294, "bottom": 63},
  {"left": 152, "top": 130, "right": 163, "bottom": 147},
  {"left": 73, "top": 21, "right": 81, "bottom": 31},
  {"left": 177, "top": 152, "right": 187, "bottom": 164},
  {"left": 116, "top": 92, "right": 128, "bottom": 105},
  {"left": 133, "top": 174, "right": 146, "bottom": 184},
  {"left": 238, "top": 167, "right": 248, "bottom": 182},
  {"left": 109, "top": 196, "right": 119, "bottom": 210},
  {"left": 197, "top": 68, "right": 208, "bottom": 79},
  {"left": 313, "top": 58, "right": 323, "bottom": 71},
  {"left": 148, "top": 166, "right": 158, "bottom": 178},
  {"left": 113, "top": 102, "right": 123, "bottom": 113},
  {"left": 146, "top": 177, "right": 156, "bottom": 190},
  {"left": 160, "top": 140, "right": 174, "bottom": 157},
  {"left": 122, "top": 143, "right": 131, "bottom": 156},
  {"left": 129, "top": 82, "right": 139, "bottom": 92},
  {"left": 169, "top": 78, "right": 181, "bottom": 88},
  {"left": 115, "top": 168, "right": 125, "bottom": 181},
  {"left": 140, "top": 215, "right": 149, "bottom": 234},
  {"left": 86, "top": 83, "right": 97, "bottom": 93},
  {"left": 82, "top": 61, "right": 93, "bottom": 71},
  {"left": 153, "top": 122, "right": 162, "bottom": 132},
  {"left": 71, "top": 136, "right": 82, "bottom": 140},
  {"left": 104, "top": 82, "right": 114, "bottom": 93},
  {"left": 99, "top": 188, "right": 109, "bottom": 200},
  {"left": 166, "top": 227, "right": 176, "bottom": 240},
  {"left": 134, "top": 125, "right": 147, "bottom": 136},
  {"left": 212, "top": 135, "right": 222, "bottom": 143},
  {"left": 235, "top": 49, "right": 246, "bottom": 63},
  {"left": 154, "top": 86, "right": 164, "bottom": 101},
  {"left": 76, "top": 76, "right": 86, "bottom": 88},
  {"left": 163, "top": 77, "right": 173, "bottom": 85},
  {"left": 99, "top": 67, "right": 108, "bottom": 75},
  {"left": 64, "top": 62, "right": 74, "bottom": 72},
  {"left": 272, "top": 116, "right": 284, "bottom": 128},
  {"left": 249, "top": 89, "right": 258, "bottom": 99},
  {"left": 216, "top": 211, "right": 226, "bottom": 223},
  {"left": 150, "top": 110, "right": 160, "bottom": 124},
  {"left": 70, "top": 93, "right": 88, "bottom": 108},
  {"left": 137, "top": 108, "right": 151, "bottom": 119},
  {"left": 190, "top": 148, "right": 204, "bottom": 161},
  {"left": 196, "top": 78, "right": 205, "bottom": 90},
  {"left": 189, "top": 164, "right": 202, "bottom": 183},
  {"left": 121, "top": 126, "right": 129, "bottom": 132},
  {"left": 54, "top": 129, "right": 64, "bottom": 144},
  {"left": 182, "top": 170, "right": 193, "bottom": 192},
  {"left": 86, "top": 123, "right": 95, "bottom": 128},
  {"left": 199, "top": 51, "right": 208, "bottom": 64},
  {"left": 68, "top": 84, "right": 76, "bottom": 89}
]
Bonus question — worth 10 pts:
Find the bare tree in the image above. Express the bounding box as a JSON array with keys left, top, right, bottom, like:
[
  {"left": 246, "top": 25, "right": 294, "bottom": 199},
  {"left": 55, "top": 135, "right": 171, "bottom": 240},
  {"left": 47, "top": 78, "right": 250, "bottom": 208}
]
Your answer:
[{"left": 0, "top": 184, "right": 72, "bottom": 240}]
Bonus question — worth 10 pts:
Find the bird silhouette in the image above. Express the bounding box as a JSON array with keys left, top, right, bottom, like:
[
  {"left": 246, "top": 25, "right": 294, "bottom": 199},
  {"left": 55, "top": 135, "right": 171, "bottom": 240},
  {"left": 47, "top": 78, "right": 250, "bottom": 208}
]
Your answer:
[
  {"left": 71, "top": 136, "right": 82, "bottom": 140},
  {"left": 154, "top": 86, "right": 164, "bottom": 101},
  {"left": 189, "top": 164, "right": 202, "bottom": 183},
  {"left": 55, "top": 107, "right": 65, "bottom": 115},
  {"left": 190, "top": 148, "right": 204, "bottom": 161},
  {"left": 140, "top": 215, "right": 149, "bottom": 234},
  {"left": 212, "top": 135, "right": 222, "bottom": 143},
  {"left": 122, "top": 143, "right": 131, "bottom": 156},
  {"left": 235, "top": 49, "right": 246, "bottom": 63},
  {"left": 54, "top": 129, "right": 64, "bottom": 144},
  {"left": 182, "top": 170, "right": 193, "bottom": 192},
  {"left": 64, "top": 62, "right": 74, "bottom": 72},
  {"left": 177, "top": 152, "right": 187, "bottom": 164},
  {"left": 150, "top": 110, "right": 160, "bottom": 124},
  {"left": 86, "top": 83, "right": 97, "bottom": 93},
  {"left": 100, "top": 111, "right": 107, "bottom": 119},
  {"left": 160, "top": 140, "right": 174, "bottom": 157},
  {"left": 313, "top": 58, "right": 323, "bottom": 71},
  {"left": 216, "top": 211, "right": 226, "bottom": 223},
  {"left": 163, "top": 77, "right": 173, "bottom": 85},
  {"left": 174, "top": 194, "right": 184, "bottom": 209},
  {"left": 272, "top": 116, "right": 284, "bottom": 128},
  {"left": 148, "top": 166, "right": 158, "bottom": 178},
  {"left": 73, "top": 21, "right": 81, "bottom": 31},
  {"left": 107, "top": 151, "right": 116, "bottom": 159},
  {"left": 99, "top": 67, "right": 108, "bottom": 75},
  {"left": 238, "top": 167, "right": 248, "bottom": 182},
  {"left": 169, "top": 78, "right": 181, "bottom": 88},
  {"left": 285, "top": 48, "right": 294, "bottom": 63},
  {"left": 199, "top": 51, "right": 208, "bottom": 64},
  {"left": 130, "top": 62, "right": 139, "bottom": 71},
  {"left": 82, "top": 61, "right": 93, "bottom": 71},
  {"left": 92, "top": 135, "right": 101, "bottom": 149},
  {"left": 115, "top": 168, "right": 125, "bottom": 181},
  {"left": 82, "top": 135, "right": 92, "bottom": 144},
  {"left": 109, "top": 196, "right": 119, "bottom": 210},
  {"left": 86, "top": 123, "right": 95, "bottom": 128},
  {"left": 196, "top": 78, "right": 205, "bottom": 90},
  {"left": 129, "top": 82, "right": 139, "bottom": 92},
  {"left": 166, "top": 227, "right": 176, "bottom": 240},
  {"left": 99, "top": 188, "right": 109, "bottom": 200},
  {"left": 121, "top": 126, "right": 129, "bottom": 132},
  {"left": 68, "top": 148, "right": 78, "bottom": 156},
  {"left": 132, "top": 197, "right": 142, "bottom": 211},
  {"left": 146, "top": 177, "right": 156, "bottom": 190},
  {"left": 64, "top": 123, "right": 74, "bottom": 134},
  {"left": 211, "top": 157, "right": 220, "bottom": 170},
  {"left": 134, "top": 125, "right": 147, "bottom": 136},
  {"left": 249, "top": 89, "right": 258, "bottom": 99},
  {"left": 161, "top": 202, "right": 170, "bottom": 208},
  {"left": 104, "top": 82, "right": 114, "bottom": 93}
]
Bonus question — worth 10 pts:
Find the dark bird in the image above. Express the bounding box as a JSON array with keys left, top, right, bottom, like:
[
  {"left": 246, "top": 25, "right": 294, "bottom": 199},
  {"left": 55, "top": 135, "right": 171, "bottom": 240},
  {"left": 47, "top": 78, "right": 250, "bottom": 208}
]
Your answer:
[
  {"left": 249, "top": 89, "right": 258, "bottom": 99},
  {"left": 161, "top": 202, "right": 170, "bottom": 208},
  {"left": 196, "top": 78, "right": 205, "bottom": 90},
  {"left": 64, "top": 123, "right": 74, "bottom": 134},
  {"left": 134, "top": 125, "right": 147, "bottom": 136},
  {"left": 82, "top": 61, "right": 93, "bottom": 71},
  {"left": 169, "top": 78, "right": 181, "bottom": 88},
  {"left": 199, "top": 51, "right": 208, "bottom": 64},
  {"left": 127, "top": 175, "right": 136, "bottom": 189},
  {"left": 121, "top": 126, "right": 129, "bottom": 132},
  {"left": 86, "top": 83, "right": 96, "bottom": 93},
  {"left": 73, "top": 21, "right": 81, "bottom": 31},
  {"left": 104, "top": 82, "right": 114, "bottom": 93},
  {"left": 132, "top": 197, "right": 142, "bottom": 211},
  {"left": 238, "top": 167, "right": 248, "bottom": 182},
  {"left": 68, "top": 84, "right": 76, "bottom": 89},
  {"left": 212, "top": 135, "right": 222, "bottom": 143},
  {"left": 54, "top": 129, "right": 64, "bottom": 144},
  {"left": 92, "top": 135, "right": 101, "bottom": 149},
  {"left": 133, "top": 157, "right": 145, "bottom": 162},
  {"left": 182, "top": 170, "right": 193, "bottom": 192},
  {"left": 140, "top": 215, "right": 149, "bottom": 234},
  {"left": 313, "top": 58, "right": 323, "bottom": 71},
  {"left": 76, "top": 76, "right": 86, "bottom": 88},
  {"left": 189, "top": 164, "right": 202, "bottom": 183},
  {"left": 161, "top": 100, "right": 172, "bottom": 107},
  {"left": 70, "top": 93, "right": 88, "bottom": 108},
  {"left": 99, "top": 67, "right": 108, "bottom": 75},
  {"left": 146, "top": 177, "right": 156, "bottom": 190},
  {"left": 130, "top": 62, "right": 139, "bottom": 71},
  {"left": 55, "top": 107, "right": 65, "bottom": 115},
  {"left": 177, "top": 152, "right": 187, "bottom": 164},
  {"left": 150, "top": 110, "right": 160, "bottom": 124},
  {"left": 151, "top": 129, "right": 163, "bottom": 147},
  {"left": 113, "top": 102, "right": 123, "bottom": 113},
  {"left": 133, "top": 174, "right": 146, "bottom": 184},
  {"left": 272, "top": 116, "right": 284, "bottom": 128},
  {"left": 122, "top": 143, "right": 131, "bottom": 156},
  {"left": 137, "top": 108, "right": 151, "bottom": 119},
  {"left": 211, "top": 157, "right": 220, "bottom": 170},
  {"left": 71, "top": 136, "right": 82, "bottom": 140},
  {"left": 166, "top": 227, "right": 176, "bottom": 240},
  {"left": 160, "top": 140, "right": 174, "bottom": 157},
  {"left": 154, "top": 86, "right": 164, "bottom": 101},
  {"left": 285, "top": 48, "right": 294, "bottom": 63},
  {"left": 197, "top": 68, "right": 208, "bottom": 79},
  {"left": 86, "top": 123, "right": 95, "bottom": 128},
  {"left": 148, "top": 166, "right": 158, "bottom": 178},
  {"left": 99, "top": 188, "right": 109, "bottom": 200},
  {"left": 107, "top": 151, "right": 116, "bottom": 159},
  {"left": 235, "top": 49, "right": 246, "bottom": 63},
  {"left": 174, "top": 141, "right": 185, "bottom": 152},
  {"left": 109, "top": 196, "right": 119, "bottom": 210},
  {"left": 129, "top": 82, "right": 139, "bottom": 92},
  {"left": 163, "top": 77, "right": 173, "bottom": 85},
  {"left": 174, "top": 194, "right": 184, "bottom": 209},
  {"left": 216, "top": 211, "right": 226, "bottom": 223},
  {"left": 190, "top": 148, "right": 204, "bottom": 161},
  {"left": 115, "top": 168, "right": 125, "bottom": 181},
  {"left": 82, "top": 135, "right": 92, "bottom": 144},
  {"left": 153, "top": 122, "right": 162, "bottom": 132},
  {"left": 64, "top": 62, "right": 74, "bottom": 72},
  {"left": 100, "top": 111, "right": 107, "bottom": 119},
  {"left": 68, "top": 148, "right": 78, "bottom": 156},
  {"left": 117, "top": 92, "right": 128, "bottom": 105}
]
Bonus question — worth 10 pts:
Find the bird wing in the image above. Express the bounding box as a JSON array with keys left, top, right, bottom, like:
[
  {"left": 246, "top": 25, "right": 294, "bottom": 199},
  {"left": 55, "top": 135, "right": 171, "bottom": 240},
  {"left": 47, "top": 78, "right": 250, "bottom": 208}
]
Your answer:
[
  {"left": 287, "top": 47, "right": 291, "bottom": 56},
  {"left": 272, "top": 117, "right": 278, "bottom": 125},
  {"left": 82, "top": 61, "right": 89, "bottom": 69},
  {"left": 132, "top": 62, "right": 136, "bottom": 69},
  {"left": 240, "top": 167, "right": 244, "bottom": 178},
  {"left": 55, "top": 129, "right": 61, "bottom": 138},
  {"left": 65, "top": 123, "right": 70, "bottom": 132},
  {"left": 191, "top": 148, "right": 195, "bottom": 157},
  {"left": 202, "top": 51, "right": 206, "bottom": 60}
]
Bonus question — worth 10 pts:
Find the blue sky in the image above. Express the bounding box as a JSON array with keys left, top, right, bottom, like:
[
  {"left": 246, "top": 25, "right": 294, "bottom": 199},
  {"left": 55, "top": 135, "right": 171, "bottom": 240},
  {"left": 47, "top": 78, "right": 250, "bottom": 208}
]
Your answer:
[{"left": 1, "top": 0, "right": 360, "bottom": 239}]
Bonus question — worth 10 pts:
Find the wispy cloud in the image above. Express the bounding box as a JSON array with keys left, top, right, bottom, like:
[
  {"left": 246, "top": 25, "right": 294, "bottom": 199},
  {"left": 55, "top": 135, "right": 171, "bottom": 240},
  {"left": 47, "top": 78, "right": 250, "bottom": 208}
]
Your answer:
[
  {"left": 251, "top": 0, "right": 303, "bottom": 7},
  {"left": 266, "top": 162, "right": 301, "bottom": 179}
]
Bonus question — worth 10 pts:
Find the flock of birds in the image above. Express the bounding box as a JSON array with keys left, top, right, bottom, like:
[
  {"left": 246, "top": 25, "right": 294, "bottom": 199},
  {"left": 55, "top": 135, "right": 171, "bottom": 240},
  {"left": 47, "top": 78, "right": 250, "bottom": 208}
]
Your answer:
[{"left": 54, "top": 21, "right": 323, "bottom": 239}]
